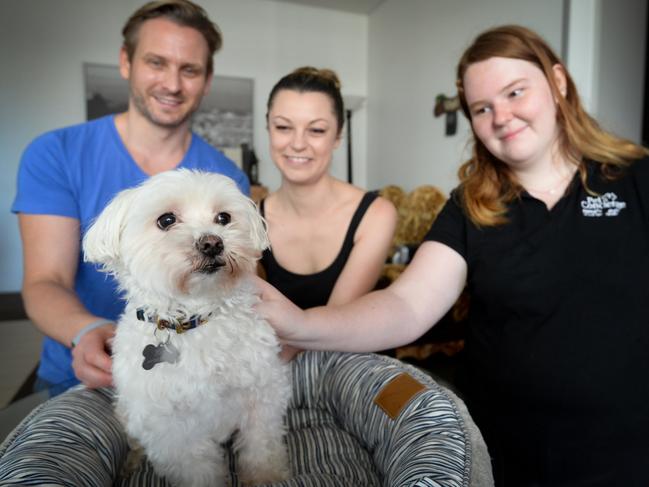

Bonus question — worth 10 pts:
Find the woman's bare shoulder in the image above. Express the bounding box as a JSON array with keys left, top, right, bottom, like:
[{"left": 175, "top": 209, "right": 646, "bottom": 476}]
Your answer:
[
  {"left": 353, "top": 192, "right": 398, "bottom": 244},
  {"left": 365, "top": 193, "right": 398, "bottom": 225}
]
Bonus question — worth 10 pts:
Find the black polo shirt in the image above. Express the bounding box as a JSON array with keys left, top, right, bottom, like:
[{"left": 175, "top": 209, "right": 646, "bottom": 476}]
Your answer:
[{"left": 425, "top": 158, "right": 649, "bottom": 486}]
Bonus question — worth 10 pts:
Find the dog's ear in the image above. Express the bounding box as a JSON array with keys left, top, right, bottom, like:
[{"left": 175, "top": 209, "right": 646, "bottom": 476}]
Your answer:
[
  {"left": 83, "top": 187, "right": 138, "bottom": 271},
  {"left": 244, "top": 198, "right": 270, "bottom": 253}
]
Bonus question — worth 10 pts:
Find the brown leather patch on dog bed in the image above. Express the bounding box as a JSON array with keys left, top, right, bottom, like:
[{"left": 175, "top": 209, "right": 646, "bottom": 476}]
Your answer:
[{"left": 374, "top": 372, "right": 426, "bottom": 420}]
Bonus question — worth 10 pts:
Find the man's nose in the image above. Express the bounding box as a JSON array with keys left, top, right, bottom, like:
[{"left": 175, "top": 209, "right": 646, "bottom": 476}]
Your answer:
[{"left": 162, "top": 68, "right": 182, "bottom": 93}]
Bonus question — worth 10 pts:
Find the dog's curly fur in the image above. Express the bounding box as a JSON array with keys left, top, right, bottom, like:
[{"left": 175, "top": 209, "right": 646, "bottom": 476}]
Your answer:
[{"left": 83, "top": 169, "right": 291, "bottom": 486}]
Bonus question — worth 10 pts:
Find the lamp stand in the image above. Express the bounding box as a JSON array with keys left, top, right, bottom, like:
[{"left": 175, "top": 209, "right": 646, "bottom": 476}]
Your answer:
[{"left": 346, "top": 109, "right": 353, "bottom": 184}]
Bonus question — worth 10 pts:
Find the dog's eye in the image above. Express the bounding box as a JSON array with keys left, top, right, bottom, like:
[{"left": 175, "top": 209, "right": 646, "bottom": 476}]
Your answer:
[
  {"left": 157, "top": 213, "right": 176, "bottom": 230},
  {"left": 215, "top": 212, "right": 231, "bottom": 225}
]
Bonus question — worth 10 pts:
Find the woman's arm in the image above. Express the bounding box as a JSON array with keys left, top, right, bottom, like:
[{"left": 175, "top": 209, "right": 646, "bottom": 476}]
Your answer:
[
  {"left": 327, "top": 195, "right": 398, "bottom": 305},
  {"left": 279, "top": 195, "right": 396, "bottom": 360},
  {"left": 256, "top": 240, "right": 467, "bottom": 352}
]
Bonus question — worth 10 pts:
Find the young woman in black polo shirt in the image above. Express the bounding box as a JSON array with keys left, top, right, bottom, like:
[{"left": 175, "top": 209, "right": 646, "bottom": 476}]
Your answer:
[{"left": 256, "top": 26, "right": 649, "bottom": 486}]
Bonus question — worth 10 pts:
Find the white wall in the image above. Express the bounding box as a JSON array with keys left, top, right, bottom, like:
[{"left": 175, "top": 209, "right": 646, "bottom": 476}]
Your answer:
[
  {"left": 366, "top": 0, "right": 565, "bottom": 194},
  {"left": 595, "top": 0, "right": 647, "bottom": 142},
  {"left": 0, "top": 0, "right": 368, "bottom": 292},
  {"left": 565, "top": 0, "right": 648, "bottom": 143},
  {"left": 565, "top": 0, "right": 601, "bottom": 114}
]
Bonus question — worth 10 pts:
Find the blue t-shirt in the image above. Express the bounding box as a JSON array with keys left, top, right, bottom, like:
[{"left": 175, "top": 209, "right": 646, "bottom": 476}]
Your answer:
[{"left": 12, "top": 115, "right": 250, "bottom": 388}]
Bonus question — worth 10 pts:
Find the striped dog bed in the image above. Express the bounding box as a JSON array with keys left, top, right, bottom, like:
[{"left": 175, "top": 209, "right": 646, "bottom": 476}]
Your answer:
[{"left": 0, "top": 351, "right": 493, "bottom": 486}]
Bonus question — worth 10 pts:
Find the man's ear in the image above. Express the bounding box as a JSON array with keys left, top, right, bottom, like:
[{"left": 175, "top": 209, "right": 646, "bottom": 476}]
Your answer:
[
  {"left": 552, "top": 63, "right": 568, "bottom": 98},
  {"left": 119, "top": 46, "right": 131, "bottom": 81},
  {"left": 203, "top": 72, "right": 214, "bottom": 98}
]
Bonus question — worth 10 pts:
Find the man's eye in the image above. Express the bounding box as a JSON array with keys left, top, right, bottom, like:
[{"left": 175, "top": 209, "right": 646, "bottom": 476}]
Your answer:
[
  {"left": 157, "top": 213, "right": 176, "bottom": 230},
  {"left": 215, "top": 212, "right": 231, "bottom": 225}
]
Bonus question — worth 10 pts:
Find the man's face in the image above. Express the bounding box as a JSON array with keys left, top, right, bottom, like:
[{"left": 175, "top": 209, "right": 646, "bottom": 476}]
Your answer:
[{"left": 120, "top": 17, "right": 213, "bottom": 129}]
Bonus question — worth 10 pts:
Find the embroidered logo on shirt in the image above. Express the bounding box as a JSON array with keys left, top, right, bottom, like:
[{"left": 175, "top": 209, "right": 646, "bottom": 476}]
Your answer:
[{"left": 581, "top": 192, "right": 626, "bottom": 217}]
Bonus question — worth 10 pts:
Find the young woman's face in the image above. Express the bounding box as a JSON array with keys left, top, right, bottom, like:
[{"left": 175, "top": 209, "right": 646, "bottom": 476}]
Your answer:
[
  {"left": 463, "top": 56, "right": 565, "bottom": 171},
  {"left": 267, "top": 89, "right": 341, "bottom": 185}
]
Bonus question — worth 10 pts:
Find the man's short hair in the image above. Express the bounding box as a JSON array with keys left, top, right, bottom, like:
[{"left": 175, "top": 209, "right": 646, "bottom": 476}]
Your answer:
[{"left": 122, "top": 0, "right": 222, "bottom": 75}]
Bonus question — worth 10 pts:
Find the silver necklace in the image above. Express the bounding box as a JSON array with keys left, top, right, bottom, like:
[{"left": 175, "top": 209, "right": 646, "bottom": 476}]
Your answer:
[{"left": 525, "top": 169, "right": 575, "bottom": 195}]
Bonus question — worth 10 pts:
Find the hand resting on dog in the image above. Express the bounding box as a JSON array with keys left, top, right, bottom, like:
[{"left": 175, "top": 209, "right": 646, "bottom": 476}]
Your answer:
[{"left": 71, "top": 324, "right": 115, "bottom": 388}]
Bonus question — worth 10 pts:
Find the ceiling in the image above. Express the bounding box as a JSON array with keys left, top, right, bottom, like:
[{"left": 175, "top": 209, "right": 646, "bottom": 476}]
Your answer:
[{"left": 266, "top": 0, "right": 385, "bottom": 15}]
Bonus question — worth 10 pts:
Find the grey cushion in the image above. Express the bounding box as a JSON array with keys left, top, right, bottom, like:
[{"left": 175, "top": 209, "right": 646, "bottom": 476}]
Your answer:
[{"left": 0, "top": 351, "right": 493, "bottom": 486}]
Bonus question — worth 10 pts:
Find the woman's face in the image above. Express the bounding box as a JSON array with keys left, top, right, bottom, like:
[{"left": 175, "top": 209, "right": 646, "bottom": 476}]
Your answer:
[
  {"left": 463, "top": 56, "right": 565, "bottom": 171},
  {"left": 267, "top": 89, "right": 341, "bottom": 185}
]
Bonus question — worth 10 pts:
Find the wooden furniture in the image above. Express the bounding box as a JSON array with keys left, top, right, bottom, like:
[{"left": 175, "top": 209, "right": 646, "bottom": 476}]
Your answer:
[{"left": 251, "top": 184, "right": 268, "bottom": 203}]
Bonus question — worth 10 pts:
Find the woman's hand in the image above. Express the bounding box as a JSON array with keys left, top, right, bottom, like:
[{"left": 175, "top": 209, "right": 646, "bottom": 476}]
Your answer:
[
  {"left": 252, "top": 275, "right": 307, "bottom": 345},
  {"left": 279, "top": 344, "right": 302, "bottom": 362}
]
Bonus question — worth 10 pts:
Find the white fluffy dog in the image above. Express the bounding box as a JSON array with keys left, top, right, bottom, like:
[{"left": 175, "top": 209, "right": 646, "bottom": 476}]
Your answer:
[{"left": 83, "top": 169, "right": 291, "bottom": 486}]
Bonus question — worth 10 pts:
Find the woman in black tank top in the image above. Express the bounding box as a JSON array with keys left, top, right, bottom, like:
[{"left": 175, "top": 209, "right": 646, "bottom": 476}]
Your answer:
[{"left": 259, "top": 68, "right": 397, "bottom": 358}]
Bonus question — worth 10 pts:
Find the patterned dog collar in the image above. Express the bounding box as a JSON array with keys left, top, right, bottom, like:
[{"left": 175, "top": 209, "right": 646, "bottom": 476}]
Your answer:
[{"left": 136, "top": 308, "right": 210, "bottom": 334}]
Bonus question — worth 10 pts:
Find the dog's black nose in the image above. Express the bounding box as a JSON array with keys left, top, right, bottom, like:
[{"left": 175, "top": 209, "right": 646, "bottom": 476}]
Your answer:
[{"left": 197, "top": 235, "right": 224, "bottom": 257}]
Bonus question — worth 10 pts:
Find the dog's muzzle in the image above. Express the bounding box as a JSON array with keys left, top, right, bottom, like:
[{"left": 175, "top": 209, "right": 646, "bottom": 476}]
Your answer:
[{"left": 196, "top": 234, "right": 225, "bottom": 273}]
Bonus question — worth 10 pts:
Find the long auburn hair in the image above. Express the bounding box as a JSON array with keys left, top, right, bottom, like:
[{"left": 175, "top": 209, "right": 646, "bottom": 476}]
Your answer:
[{"left": 456, "top": 25, "right": 648, "bottom": 226}]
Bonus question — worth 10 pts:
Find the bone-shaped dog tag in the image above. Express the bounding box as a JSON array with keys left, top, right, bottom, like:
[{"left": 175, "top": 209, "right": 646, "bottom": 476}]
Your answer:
[{"left": 142, "top": 342, "right": 180, "bottom": 370}]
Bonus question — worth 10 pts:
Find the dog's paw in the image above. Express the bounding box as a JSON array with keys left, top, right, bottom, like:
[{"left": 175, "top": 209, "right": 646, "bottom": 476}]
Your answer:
[
  {"left": 239, "top": 466, "right": 291, "bottom": 486},
  {"left": 238, "top": 452, "right": 291, "bottom": 485}
]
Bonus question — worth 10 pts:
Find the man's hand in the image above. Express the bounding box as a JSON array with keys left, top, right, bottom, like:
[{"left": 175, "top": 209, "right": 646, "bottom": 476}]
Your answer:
[{"left": 71, "top": 323, "right": 115, "bottom": 388}]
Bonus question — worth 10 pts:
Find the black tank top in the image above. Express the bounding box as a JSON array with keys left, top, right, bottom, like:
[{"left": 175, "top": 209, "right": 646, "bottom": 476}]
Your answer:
[{"left": 259, "top": 191, "right": 378, "bottom": 309}]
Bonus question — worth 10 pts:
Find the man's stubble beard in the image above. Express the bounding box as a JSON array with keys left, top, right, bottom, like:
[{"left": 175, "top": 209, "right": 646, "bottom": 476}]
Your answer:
[{"left": 130, "top": 88, "right": 201, "bottom": 130}]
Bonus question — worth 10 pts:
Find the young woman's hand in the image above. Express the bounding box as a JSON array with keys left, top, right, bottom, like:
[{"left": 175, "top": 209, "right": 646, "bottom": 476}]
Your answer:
[{"left": 252, "top": 275, "right": 308, "bottom": 345}]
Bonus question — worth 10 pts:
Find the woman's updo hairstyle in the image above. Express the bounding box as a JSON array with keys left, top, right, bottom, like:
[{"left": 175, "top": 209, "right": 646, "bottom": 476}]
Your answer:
[{"left": 266, "top": 66, "right": 345, "bottom": 135}]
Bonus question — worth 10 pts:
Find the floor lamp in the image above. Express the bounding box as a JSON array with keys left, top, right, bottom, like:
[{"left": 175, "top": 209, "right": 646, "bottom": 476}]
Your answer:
[{"left": 342, "top": 95, "right": 365, "bottom": 184}]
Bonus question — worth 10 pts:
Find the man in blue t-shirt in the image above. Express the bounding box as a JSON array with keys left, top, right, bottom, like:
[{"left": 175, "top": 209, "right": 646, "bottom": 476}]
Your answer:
[{"left": 11, "top": 0, "right": 250, "bottom": 395}]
